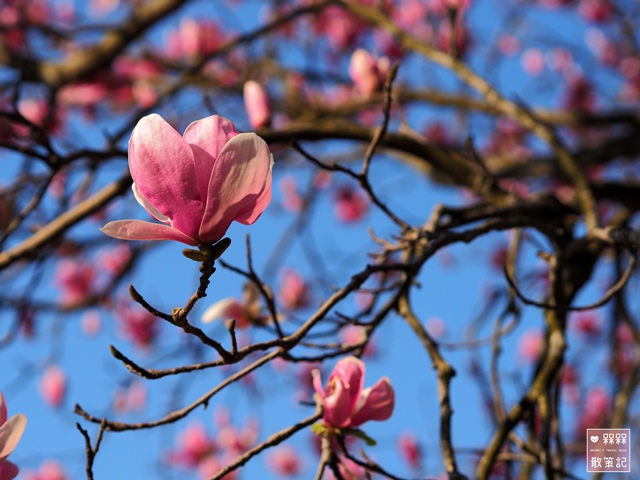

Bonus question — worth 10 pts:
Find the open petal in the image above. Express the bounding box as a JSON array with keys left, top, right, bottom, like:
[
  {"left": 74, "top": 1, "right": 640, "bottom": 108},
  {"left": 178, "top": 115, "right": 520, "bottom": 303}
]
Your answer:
[
  {"left": 201, "top": 298, "right": 239, "bottom": 323},
  {"left": 132, "top": 183, "right": 170, "bottom": 224},
  {"left": 350, "top": 377, "right": 394, "bottom": 427},
  {"left": 128, "top": 114, "right": 203, "bottom": 239},
  {"left": 183, "top": 115, "right": 238, "bottom": 202},
  {"left": 234, "top": 153, "right": 273, "bottom": 225},
  {"left": 331, "top": 357, "right": 365, "bottom": 413},
  {"left": 100, "top": 220, "right": 198, "bottom": 246},
  {"left": 0, "top": 414, "right": 26, "bottom": 461},
  {"left": 199, "top": 133, "right": 272, "bottom": 243}
]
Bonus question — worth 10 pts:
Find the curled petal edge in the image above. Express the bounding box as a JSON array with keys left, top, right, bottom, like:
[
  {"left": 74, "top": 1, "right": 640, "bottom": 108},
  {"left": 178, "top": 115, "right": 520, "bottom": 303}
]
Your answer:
[{"left": 100, "top": 220, "right": 198, "bottom": 246}]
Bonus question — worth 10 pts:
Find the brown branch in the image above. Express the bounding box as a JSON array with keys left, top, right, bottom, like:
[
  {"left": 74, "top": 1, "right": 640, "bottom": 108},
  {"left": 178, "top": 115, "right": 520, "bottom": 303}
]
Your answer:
[
  {"left": 208, "top": 405, "right": 323, "bottom": 480},
  {"left": 0, "top": 172, "right": 132, "bottom": 271}
]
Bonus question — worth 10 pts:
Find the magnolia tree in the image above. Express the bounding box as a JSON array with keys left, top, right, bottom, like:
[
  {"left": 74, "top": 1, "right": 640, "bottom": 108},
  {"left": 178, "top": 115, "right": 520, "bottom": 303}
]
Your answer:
[{"left": 0, "top": 0, "right": 639, "bottom": 479}]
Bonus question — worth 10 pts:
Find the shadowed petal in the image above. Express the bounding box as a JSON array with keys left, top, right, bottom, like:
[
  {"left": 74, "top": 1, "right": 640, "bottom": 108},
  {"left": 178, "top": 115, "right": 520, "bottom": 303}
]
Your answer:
[
  {"left": 234, "top": 154, "right": 273, "bottom": 225},
  {"left": 132, "top": 183, "right": 170, "bottom": 224},
  {"left": 0, "top": 414, "right": 26, "bottom": 461},
  {"left": 350, "top": 377, "right": 394, "bottom": 427},
  {"left": 183, "top": 115, "right": 238, "bottom": 201},
  {"left": 128, "top": 114, "right": 203, "bottom": 239},
  {"left": 100, "top": 220, "right": 198, "bottom": 246},
  {"left": 201, "top": 298, "right": 241, "bottom": 324},
  {"left": 199, "top": 133, "right": 271, "bottom": 243}
]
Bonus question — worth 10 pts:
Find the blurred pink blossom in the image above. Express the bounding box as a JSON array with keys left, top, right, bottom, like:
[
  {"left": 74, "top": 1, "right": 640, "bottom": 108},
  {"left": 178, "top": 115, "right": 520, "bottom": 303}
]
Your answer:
[
  {"left": 266, "top": 445, "right": 303, "bottom": 476},
  {"left": 339, "top": 325, "right": 377, "bottom": 358},
  {"left": 39, "top": 365, "right": 66, "bottom": 408},
  {"left": 279, "top": 176, "right": 304, "bottom": 212},
  {"left": 22, "top": 460, "right": 68, "bottom": 480},
  {"left": 166, "top": 422, "right": 216, "bottom": 469},
  {"left": 113, "top": 381, "right": 147, "bottom": 414},
  {"left": 80, "top": 311, "right": 101, "bottom": 336},
  {"left": 578, "top": 0, "right": 613, "bottom": 23},
  {"left": 569, "top": 312, "right": 601, "bottom": 337},
  {"left": 521, "top": 48, "right": 545, "bottom": 75},
  {"left": 517, "top": 330, "right": 545, "bottom": 363},
  {"left": 244, "top": 80, "right": 271, "bottom": 129},
  {"left": 97, "top": 243, "right": 132, "bottom": 276},
  {"left": 334, "top": 186, "right": 368, "bottom": 223},
  {"left": 166, "top": 18, "right": 224, "bottom": 59},
  {"left": 116, "top": 303, "right": 159, "bottom": 349},
  {"left": 398, "top": 432, "right": 422, "bottom": 470},
  {"left": 278, "top": 268, "right": 311, "bottom": 311},
  {"left": 348, "top": 49, "right": 389, "bottom": 97},
  {"left": 54, "top": 259, "right": 95, "bottom": 305},
  {"left": 313, "top": 356, "right": 394, "bottom": 429}
]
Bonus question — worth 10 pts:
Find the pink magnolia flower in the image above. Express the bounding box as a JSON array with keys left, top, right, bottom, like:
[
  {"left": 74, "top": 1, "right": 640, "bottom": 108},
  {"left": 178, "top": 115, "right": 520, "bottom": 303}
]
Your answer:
[
  {"left": 312, "top": 357, "right": 394, "bottom": 429},
  {"left": 22, "top": 460, "right": 68, "bottom": 480},
  {"left": 39, "top": 365, "right": 66, "bottom": 408},
  {"left": 348, "top": 49, "right": 389, "bottom": 97},
  {"left": 101, "top": 114, "right": 272, "bottom": 246},
  {"left": 266, "top": 445, "right": 302, "bottom": 476},
  {"left": 243, "top": 81, "right": 271, "bottom": 129},
  {"left": 0, "top": 392, "right": 26, "bottom": 480}
]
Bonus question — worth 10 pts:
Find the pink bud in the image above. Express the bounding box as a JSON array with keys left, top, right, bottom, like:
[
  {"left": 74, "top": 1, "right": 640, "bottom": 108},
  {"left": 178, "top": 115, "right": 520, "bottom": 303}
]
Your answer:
[
  {"left": 349, "top": 49, "right": 384, "bottom": 97},
  {"left": 243, "top": 81, "right": 271, "bottom": 129},
  {"left": 39, "top": 366, "right": 66, "bottom": 408}
]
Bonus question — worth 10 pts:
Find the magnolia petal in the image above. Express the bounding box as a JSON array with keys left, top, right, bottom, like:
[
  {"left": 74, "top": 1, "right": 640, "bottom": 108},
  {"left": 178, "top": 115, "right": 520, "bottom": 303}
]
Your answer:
[
  {"left": 100, "top": 220, "right": 198, "bottom": 246},
  {"left": 0, "top": 460, "right": 19, "bottom": 480},
  {"left": 323, "top": 378, "right": 352, "bottom": 428},
  {"left": 183, "top": 115, "right": 238, "bottom": 202},
  {"left": 350, "top": 377, "right": 394, "bottom": 427},
  {"left": 331, "top": 357, "right": 365, "bottom": 414},
  {"left": 132, "top": 183, "right": 170, "bottom": 224},
  {"left": 234, "top": 153, "right": 273, "bottom": 225},
  {"left": 311, "top": 370, "right": 324, "bottom": 397},
  {"left": 0, "top": 414, "right": 26, "bottom": 461},
  {"left": 128, "top": 114, "right": 203, "bottom": 239},
  {"left": 199, "top": 133, "right": 272, "bottom": 243},
  {"left": 201, "top": 298, "right": 239, "bottom": 323},
  {"left": 0, "top": 393, "right": 6, "bottom": 426}
]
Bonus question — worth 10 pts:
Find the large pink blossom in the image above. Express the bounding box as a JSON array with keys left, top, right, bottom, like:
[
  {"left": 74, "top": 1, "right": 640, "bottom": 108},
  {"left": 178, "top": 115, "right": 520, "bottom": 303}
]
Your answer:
[
  {"left": 101, "top": 114, "right": 272, "bottom": 246},
  {"left": 0, "top": 392, "right": 27, "bottom": 480},
  {"left": 312, "top": 357, "right": 394, "bottom": 429}
]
